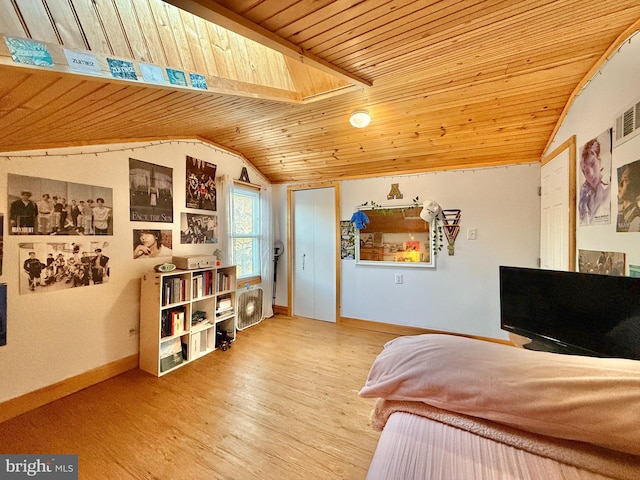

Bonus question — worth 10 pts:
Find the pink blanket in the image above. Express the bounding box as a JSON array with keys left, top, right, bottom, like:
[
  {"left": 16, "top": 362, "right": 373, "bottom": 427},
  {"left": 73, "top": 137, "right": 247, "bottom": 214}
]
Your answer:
[{"left": 371, "top": 399, "right": 640, "bottom": 480}]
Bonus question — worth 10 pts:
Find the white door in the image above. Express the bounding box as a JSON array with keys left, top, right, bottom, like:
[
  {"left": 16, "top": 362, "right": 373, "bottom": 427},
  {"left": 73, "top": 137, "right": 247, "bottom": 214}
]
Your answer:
[
  {"left": 540, "top": 147, "right": 570, "bottom": 270},
  {"left": 292, "top": 187, "right": 336, "bottom": 322}
]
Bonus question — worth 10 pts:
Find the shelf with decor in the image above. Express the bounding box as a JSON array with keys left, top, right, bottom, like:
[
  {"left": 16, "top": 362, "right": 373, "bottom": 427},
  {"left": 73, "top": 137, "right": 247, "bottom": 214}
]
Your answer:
[{"left": 139, "top": 265, "right": 237, "bottom": 376}]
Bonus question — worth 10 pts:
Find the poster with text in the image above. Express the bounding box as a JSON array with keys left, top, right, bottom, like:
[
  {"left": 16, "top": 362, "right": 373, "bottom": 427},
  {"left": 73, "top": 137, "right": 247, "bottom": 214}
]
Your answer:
[
  {"left": 18, "top": 241, "right": 111, "bottom": 294},
  {"left": 578, "top": 129, "right": 612, "bottom": 226},
  {"left": 186, "top": 156, "right": 216, "bottom": 211},
  {"left": 8, "top": 173, "right": 113, "bottom": 235},
  {"left": 129, "top": 158, "right": 173, "bottom": 223},
  {"left": 180, "top": 213, "right": 217, "bottom": 244}
]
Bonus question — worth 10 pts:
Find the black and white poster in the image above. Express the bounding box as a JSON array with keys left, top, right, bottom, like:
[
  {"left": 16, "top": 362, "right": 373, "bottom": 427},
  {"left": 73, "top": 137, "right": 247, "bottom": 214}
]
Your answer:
[
  {"left": 180, "top": 213, "right": 217, "bottom": 244},
  {"left": 129, "top": 158, "right": 173, "bottom": 223},
  {"left": 18, "top": 242, "right": 111, "bottom": 295},
  {"left": 185, "top": 155, "right": 216, "bottom": 211},
  {"left": 7, "top": 174, "right": 113, "bottom": 235}
]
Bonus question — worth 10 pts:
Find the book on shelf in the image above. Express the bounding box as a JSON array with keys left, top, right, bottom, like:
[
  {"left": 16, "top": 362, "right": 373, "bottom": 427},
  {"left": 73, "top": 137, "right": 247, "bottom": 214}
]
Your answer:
[
  {"left": 217, "top": 272, "right": 232, "bottom": 292},
  {"left": 161, "top": 310, "right": 172, "bottom": 338},
  {"left": 160, "top": 337, "right": 181, "bottom": 358},
  {"left": 161, "top": 308, "right": 185, "bottom": 337},
  {"left": 172, "top": 310, "right": 185, "bottom": 335},
  {"left": 159, "top": 337, "right": 183, "bottom": 372},
  {"left": 216, "top": 296, "right": 233, "bottom": 317},
  {"left": 191, "top": 271, "right": 214, "bottom": 299},
  {"left": 162, "top": 276, "right": 187, "bottom": 305}
]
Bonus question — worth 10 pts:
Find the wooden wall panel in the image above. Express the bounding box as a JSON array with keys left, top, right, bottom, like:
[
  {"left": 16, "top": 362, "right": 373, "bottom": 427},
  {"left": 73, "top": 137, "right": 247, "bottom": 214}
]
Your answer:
[
  {"left": 0, "top": 0, "right": 27, "bottom": 38},
  {"left": 147, "top": 0, "right": 182, "bottom": 67},
  {"left": 93, "top": 0, "right": 131, "bottom": 58},
  {"left": 179, "top": 8, "right": 208, "bottom": 73},
  {"left": 14, "top": 0, "right": 58, "bottom": 43},
  {"left": 206, "top": 23, "right": 238, "bottom": 80},
  {"left": 70, "top": 0, "right": 112, "bottom": 54},
  {"left": 194, "top": 15, "right": 220, "bottom": 77},
  {"left": 131, "top": 0, "right": 167, "bottom": 65},
  {"left": 114, "top": 0, "right": 152, "bottom": 63},
  {"left": 45, "top": 0, "right": 86, "bottom": 49},
  {"left": 164, "top": 2, "right": 194, "bottom": 71}
]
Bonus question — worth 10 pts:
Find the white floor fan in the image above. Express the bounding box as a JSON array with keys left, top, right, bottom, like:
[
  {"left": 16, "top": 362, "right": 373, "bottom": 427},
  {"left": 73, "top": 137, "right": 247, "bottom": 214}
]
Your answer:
[{"left": 236, "top": 285, "right": 264, "bottom": 330}]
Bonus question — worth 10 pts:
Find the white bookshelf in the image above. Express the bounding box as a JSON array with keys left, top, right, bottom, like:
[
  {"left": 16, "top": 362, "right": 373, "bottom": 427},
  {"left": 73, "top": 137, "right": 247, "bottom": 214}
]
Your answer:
[{"left": 139, "top": 265, "right": 237, "bottom": 376}]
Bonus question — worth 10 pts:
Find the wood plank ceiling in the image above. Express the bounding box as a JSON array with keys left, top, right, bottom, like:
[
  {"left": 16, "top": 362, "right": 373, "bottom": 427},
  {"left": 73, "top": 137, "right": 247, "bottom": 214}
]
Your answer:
[{"left": 1, "top": 1, "right": 639, "bottom": 184}]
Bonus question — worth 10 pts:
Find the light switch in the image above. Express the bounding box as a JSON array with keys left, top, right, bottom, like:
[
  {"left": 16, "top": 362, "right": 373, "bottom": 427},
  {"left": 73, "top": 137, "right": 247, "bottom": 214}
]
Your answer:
[{"left": 467, "top": 228, "right": 477, "bottom": 240}]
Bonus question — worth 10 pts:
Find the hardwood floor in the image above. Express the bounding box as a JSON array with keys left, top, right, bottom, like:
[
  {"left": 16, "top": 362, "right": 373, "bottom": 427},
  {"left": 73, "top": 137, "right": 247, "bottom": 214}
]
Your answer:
[{"left": 0, "top": 316, "right": 398, "bottom": 479}]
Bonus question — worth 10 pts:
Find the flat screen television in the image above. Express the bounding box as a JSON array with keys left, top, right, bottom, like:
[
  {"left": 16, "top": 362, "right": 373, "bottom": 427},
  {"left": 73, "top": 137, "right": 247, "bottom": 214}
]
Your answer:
[{"left": 499, "top": 266, "right": 640, "bottom": 360}]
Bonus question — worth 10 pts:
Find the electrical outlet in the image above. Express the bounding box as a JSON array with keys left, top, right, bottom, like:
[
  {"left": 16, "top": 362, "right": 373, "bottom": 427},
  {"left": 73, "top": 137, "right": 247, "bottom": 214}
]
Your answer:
[{"left": 395, "top": 274, "right": 403, "bottom": 284}]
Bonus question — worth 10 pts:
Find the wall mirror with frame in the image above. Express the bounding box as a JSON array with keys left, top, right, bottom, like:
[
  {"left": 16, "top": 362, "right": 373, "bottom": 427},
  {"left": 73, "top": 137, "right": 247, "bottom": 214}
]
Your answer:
[{"left": 356, "top": 205, "right": 435, "bottom": 268}]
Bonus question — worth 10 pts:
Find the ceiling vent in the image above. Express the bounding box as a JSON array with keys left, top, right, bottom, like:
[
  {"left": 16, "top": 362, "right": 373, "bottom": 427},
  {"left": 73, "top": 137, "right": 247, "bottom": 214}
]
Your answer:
[{"left": 613, "top": 98, "right": 640, "bottom": 147}]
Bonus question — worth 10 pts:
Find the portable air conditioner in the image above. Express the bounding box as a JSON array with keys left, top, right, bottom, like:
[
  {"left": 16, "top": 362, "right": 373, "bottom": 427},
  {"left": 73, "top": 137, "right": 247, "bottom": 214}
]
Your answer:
[{"left": 236, "top": 286, "right": 264, "bottom": 330}]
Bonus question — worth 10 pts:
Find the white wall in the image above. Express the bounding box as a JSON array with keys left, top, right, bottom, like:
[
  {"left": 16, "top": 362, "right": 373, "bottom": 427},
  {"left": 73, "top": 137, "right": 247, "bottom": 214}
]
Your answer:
[
  {"left": 273, "top": 163, "right": 541, "bottom": 340},
  {"left": 0, "top": 140, "right": 266, "bottom": 403},
  {"left": 547, "top": 32, "right": 640, "bottom": 270}
]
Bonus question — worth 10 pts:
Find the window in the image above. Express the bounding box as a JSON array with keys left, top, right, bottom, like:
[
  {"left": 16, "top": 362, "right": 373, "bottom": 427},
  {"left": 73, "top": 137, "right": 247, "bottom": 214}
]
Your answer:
[{"left": 231, "top": 184, "right": 261, "bottom": 279}]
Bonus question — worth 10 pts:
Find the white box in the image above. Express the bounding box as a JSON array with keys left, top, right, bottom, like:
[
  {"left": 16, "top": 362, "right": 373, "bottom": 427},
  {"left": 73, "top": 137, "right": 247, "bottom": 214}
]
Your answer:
[{"left": 173, "top": 255, "right": 217, "bottom": 270}]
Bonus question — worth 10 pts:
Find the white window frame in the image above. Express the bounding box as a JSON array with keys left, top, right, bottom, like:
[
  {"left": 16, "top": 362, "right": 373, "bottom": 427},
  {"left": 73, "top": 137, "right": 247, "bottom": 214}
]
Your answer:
[{"left": 230, "top": 183, "right": 261, "bottom": 280}]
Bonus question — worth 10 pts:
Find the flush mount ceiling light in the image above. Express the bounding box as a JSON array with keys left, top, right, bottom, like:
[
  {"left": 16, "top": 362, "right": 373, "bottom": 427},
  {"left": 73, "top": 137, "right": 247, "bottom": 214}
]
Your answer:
[{"left": 349, "top": 110, "right": 371, "bottom": 128}]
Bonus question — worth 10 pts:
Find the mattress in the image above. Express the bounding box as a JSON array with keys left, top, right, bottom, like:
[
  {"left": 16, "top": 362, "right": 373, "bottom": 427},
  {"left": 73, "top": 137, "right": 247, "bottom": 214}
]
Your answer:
[{"left": 366, "top": 412, "right": 617, "bottom": 480}]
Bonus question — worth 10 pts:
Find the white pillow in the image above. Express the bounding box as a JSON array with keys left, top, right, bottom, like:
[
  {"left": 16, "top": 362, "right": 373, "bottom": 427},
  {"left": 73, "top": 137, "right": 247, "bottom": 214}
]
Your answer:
[{"left": 359, "top": 334, "right": 640, "bottom": 455}]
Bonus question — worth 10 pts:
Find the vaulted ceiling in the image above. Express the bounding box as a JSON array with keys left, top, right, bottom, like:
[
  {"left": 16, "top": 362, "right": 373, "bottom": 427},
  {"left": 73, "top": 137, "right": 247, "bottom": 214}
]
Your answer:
[{"left": 1, "top": 1, "right": 639, "bottom": 184}]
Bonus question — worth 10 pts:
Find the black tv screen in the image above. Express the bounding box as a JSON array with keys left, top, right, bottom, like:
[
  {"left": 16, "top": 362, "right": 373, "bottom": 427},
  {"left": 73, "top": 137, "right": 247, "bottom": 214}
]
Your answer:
[{"left": 499, "top": 266, "right": 640, "bottom": 360}]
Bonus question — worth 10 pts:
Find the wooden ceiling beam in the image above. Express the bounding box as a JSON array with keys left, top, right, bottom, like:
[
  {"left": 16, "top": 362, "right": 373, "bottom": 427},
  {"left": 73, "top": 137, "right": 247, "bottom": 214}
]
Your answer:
[{"left": 163, "top": 0, "right": 372, "bottom": 88}]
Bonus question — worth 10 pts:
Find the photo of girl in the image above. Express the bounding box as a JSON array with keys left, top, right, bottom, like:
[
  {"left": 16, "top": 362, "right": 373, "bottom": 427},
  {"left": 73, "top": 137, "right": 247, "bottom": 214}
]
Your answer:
[{"left": 133, "top": 230, "right": 173, "bottom": 259}]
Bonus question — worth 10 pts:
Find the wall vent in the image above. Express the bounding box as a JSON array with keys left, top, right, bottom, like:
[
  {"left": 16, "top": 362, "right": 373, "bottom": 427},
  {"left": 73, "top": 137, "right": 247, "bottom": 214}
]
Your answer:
[{"left": 613, "top": 98, "right": 640, "bottom": 147}]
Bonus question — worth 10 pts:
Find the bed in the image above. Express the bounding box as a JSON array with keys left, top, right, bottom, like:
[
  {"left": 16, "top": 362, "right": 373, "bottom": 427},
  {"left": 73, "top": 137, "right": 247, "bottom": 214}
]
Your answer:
[{"left": 359, "top": 334, "right": 640, "bottom": 480}]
